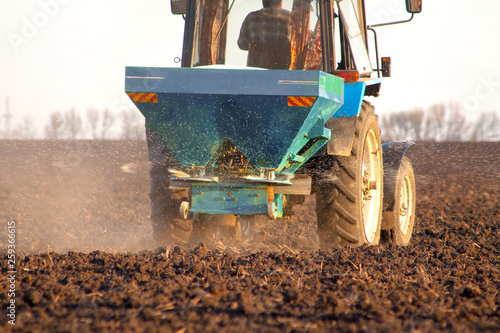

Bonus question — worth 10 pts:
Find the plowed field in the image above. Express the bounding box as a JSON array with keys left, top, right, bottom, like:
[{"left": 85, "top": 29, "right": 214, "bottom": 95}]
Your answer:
[{"left": 1, "top": 141, "right": 499, "bottom": 332}]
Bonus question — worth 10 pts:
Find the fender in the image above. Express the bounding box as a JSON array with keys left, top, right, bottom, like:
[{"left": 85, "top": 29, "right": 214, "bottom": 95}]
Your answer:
[
  {"left": 382, "top": 140, "right": 415, "bottom": 213},
  {"left": 326, "top": 80, "right": 381, "bottom": 156}
]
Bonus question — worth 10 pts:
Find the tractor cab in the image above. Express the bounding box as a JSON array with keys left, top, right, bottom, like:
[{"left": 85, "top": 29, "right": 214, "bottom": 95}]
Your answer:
[
  {"left": 172, "top": 0, "right": 421, "bottom": 86},
  {"left": 173, "top": 0, "right": 371, "bottom": 77}
]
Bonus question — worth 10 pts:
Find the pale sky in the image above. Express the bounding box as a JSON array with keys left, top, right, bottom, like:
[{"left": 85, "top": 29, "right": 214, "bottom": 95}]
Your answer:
[{"left": 1, "top": 0, "right": 500, "bottom": 136}]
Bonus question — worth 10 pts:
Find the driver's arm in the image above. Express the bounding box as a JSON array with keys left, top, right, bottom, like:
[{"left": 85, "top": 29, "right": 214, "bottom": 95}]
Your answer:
[{"left": 237, "top": 15, "right": 252, "bottom": 50}]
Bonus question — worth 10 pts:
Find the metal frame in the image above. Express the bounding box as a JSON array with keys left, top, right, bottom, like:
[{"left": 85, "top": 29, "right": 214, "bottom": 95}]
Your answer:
[{"left": 180, "top": 0, "right": 198, "bottom": 67}]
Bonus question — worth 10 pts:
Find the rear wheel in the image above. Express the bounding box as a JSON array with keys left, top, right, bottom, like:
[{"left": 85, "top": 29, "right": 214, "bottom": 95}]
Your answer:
[
  {"left": 147, "top": 127, "right": 194, "bottom": 247},
  {"left": 152, "top": 215, "right": 193, "bottom": 247},
  {"left": 314, "top": 102, "right": 383, "bottom": 248},
  {"left": 149, "top": 168, "right": 193, "bottom": 247}
]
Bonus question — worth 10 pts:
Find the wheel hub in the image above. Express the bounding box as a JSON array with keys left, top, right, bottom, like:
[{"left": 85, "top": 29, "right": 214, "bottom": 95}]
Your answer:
[
  {"left": 362, "top": 166, "right": 378, "bottom": 202},
  {"left": 399, "top": 175, "right": 413, "bottom": 235}
]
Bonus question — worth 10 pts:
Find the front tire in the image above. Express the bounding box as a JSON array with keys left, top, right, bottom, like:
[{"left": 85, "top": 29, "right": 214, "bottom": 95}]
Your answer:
[
  {"left": 385, "top": 157, "right": 416, "bottom": 246},
  {"left": 314, "top": 102, "right": 383, "bottom": 248}
]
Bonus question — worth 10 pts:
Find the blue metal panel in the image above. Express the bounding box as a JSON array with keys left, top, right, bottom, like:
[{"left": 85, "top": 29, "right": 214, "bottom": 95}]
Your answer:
[
  {"left": 125, "top": 67, "right": 342, "bottom": 100},
  {"left": 126, "top": 67, "right": 344, "bottom": 171},
  {"left": 190, "top": 183, "right": 268, "bottom": 215},
  {"left": 332, "top": 78, "right": 381, "bottom": 118},
  {"left": 333, "top": 82, "right": 365, "bottom": 118}
]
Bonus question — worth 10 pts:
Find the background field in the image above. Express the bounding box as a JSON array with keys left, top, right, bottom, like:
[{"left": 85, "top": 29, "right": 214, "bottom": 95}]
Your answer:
[{"left": 1, "top": 141, "right": 499, "bottom": 331}]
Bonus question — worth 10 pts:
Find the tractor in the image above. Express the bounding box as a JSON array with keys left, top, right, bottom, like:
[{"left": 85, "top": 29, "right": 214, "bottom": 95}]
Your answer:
[{"left": 125, "top": 0, "right": 421, "bottom": 248}]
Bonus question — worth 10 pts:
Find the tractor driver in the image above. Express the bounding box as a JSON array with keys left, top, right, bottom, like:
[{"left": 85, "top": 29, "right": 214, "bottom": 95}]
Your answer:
[{"left": 237, "top": 0, "right": 292, "bottom": 69}]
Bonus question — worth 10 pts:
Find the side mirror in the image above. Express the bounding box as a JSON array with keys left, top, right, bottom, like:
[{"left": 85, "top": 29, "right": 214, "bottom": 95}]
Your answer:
[
  {"left": 171, "top": 0, "right": 187, "bottom": 14},
  {"left": 406, "top": 0, "right": 422, "bottom": 14}
]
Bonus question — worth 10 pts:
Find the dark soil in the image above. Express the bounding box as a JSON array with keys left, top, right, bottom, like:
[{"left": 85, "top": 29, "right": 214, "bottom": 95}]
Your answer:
[{"left": 1, "top": 141, "right": 499, "bottom": 332}]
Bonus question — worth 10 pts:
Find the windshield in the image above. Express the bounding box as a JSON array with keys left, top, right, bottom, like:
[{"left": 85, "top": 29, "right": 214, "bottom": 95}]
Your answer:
[{"left": 193, "top": 0, "right": 321, "bottom": 70}]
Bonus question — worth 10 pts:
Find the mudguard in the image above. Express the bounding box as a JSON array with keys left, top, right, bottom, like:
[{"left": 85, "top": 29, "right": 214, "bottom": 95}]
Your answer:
[
  {"left": 382, "top": 141, "right": 414, "bottom": 212},
  {"left": 326, "top": 80, "right": 381, "bottom": 157},
  {"left": 325, "top": 116, "right": 357, "bottom": 156}
]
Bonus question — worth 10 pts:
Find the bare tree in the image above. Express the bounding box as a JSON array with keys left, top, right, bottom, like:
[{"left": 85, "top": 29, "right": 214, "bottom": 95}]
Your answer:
[
  {"left": 100, "top": 109, "right": 115, "bottom": 139},
  {"left": 44, "top": 111, "right": 64, "bottom": 140},
  {"left": 16, "top": 116, "right": 37, "bottom": 139},
  {"left": 63, "top": 108, "right": 83, "bottom": 139},
  {"left": 380, "top": 102, "right": 499, "bottom": 142},
  {"left": 3, "top": 96, "right": 13, "bottom": 139},
  {"left": 9, "top": 126, "right": 22, "bottom": 140},
  {"left": 471, "top": 111, "right": 500, "bottom": 141},
  {"left": 380, "top": 116, "right": 393, "bottom": 141},
  {"left": 443, "top": 102, "right": 470, "bottom": 141},
  {"left": 422, "top": 103, "right": 446, "bottom": 141},
  {"left": 407, "top": 108, "right": 424, "bottom": 141},
  {"left": 120, "top": 109, "right": 145, "bottom": 140},
  {"left": 387, "top": 113, "right": 405, "bottom": 140},
  {"left": 380, "top": 108, "right": 424, "bottom": 141},
  {"left": 86, "top": 108, "right": 100, "bottom": 139}
]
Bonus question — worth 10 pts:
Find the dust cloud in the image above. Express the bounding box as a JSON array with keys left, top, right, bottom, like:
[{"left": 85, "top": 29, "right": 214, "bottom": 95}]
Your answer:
[
  {"left": 0, "top": 140, "right": 154, "bottom": 254},
  {"left": 1, "top": 140, "right": 498, "bottom": 255}
]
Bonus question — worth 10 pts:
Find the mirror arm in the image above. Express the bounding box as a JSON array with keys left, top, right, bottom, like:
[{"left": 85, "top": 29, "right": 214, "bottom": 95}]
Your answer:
[
  {"left": 367, "top": 13, "right": 414, "bottom": 29},
  {"left": 366, "top": 27, "right": 380, "bottom": 78}
]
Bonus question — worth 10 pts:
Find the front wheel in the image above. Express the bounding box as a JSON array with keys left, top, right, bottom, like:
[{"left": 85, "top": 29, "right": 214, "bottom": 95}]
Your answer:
[{"left": 384, "top": 157, "right": 416, "bottom": 246}]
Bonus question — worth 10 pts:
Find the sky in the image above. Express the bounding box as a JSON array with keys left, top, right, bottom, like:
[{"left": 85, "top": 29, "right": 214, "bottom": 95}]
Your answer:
[{"left": 1, "top": 0, "right": 500, "bottom": 137}]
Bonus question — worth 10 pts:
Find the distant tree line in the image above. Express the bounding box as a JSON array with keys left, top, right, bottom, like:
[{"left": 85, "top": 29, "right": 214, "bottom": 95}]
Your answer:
[
  {"left": 380, "top": 103, "right": 499, "bottom": 142},
  {"left": 1, "top": 102, "right": 498, "bottom": 142},
  {"left": 1, "top": 108, "right": 146, "bottom": 140}
]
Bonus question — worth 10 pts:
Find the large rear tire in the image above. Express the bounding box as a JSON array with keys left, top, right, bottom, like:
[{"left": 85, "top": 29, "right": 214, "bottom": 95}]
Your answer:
[
  {"left": 147, "top": 128, "right": 193, "bottom": 247},
  {"left": 152, "top": 214, "right": 193, "bottom": 247},
  {"left": 314, "top": 102, "right": 383, "bottom": 248},
  {"left": 149, "top": 175, "right": 193, "bottom": 246}
]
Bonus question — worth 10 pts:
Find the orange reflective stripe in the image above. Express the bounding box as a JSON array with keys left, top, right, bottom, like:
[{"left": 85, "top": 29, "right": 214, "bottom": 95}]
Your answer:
[
  {"left": 287, "top": 96, "right": 316, "bottom": 107},
  {"left": 127, "top": 92, "right": 158, "bottom": 103}
]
